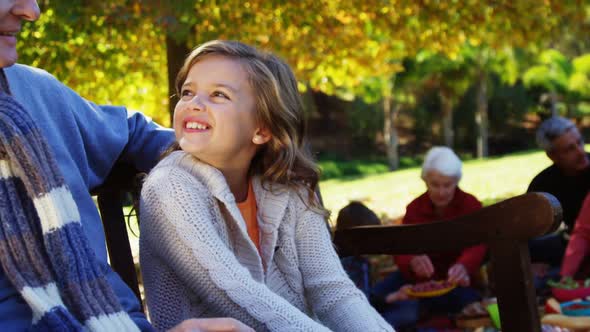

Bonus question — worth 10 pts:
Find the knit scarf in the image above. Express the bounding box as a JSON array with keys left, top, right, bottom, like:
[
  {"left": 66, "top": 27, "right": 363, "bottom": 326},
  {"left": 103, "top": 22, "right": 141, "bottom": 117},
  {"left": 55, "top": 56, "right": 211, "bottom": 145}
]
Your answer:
[{"left": 0, "top": 91, "right": 139, "bottom": 331}]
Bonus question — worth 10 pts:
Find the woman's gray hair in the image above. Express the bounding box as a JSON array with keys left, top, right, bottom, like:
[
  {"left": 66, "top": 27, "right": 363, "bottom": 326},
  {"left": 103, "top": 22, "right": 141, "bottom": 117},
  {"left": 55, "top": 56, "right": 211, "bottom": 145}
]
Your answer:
[
  {"left": 536, "top": 116, "right": 577, "bottom": 152},
  {"left": 421, "top": 146, "right": 462, "bottom": 180}
]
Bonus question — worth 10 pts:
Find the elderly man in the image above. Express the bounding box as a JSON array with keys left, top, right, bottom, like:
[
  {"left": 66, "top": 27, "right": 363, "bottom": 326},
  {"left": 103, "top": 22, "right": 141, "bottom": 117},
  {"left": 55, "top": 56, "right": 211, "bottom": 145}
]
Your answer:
[
  {"left": 527, "top": 116, "right": 590, "bottom": 274},
  {"left": 529, "top": 116, "right": 590, "bottom": 229},
  {"left": 0, "top": 1, "right": 252, "bottom": 331}
]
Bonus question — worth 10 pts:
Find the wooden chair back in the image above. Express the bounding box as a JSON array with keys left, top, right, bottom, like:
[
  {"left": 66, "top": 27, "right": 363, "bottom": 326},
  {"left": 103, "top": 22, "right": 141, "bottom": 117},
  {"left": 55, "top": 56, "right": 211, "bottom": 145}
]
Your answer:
[
  {"left": 92, "top": 163, "right": 143, "bottom": 310},
  {"left": 333, "top": 192, "right": 562, "bottom": 332}
]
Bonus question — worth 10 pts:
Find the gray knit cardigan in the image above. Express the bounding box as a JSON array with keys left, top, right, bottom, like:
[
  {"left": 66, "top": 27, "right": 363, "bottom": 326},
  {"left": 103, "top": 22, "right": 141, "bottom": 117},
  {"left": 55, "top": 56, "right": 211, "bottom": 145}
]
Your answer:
[{"left": 139, "top": 151, "right": 394, "bottom": 332}]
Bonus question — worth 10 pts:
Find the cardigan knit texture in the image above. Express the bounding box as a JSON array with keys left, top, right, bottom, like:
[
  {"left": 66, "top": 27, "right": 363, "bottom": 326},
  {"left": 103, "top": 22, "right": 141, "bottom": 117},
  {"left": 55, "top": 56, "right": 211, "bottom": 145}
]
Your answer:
[
  {"left": 140, "top": 151, "right": 394, "bottom": 332},
  {"left": 0, "top": 64, "right": 173, "bottom": 331},
  {"left": 0, "top": 91, "right": 138, "bottom": 331}
]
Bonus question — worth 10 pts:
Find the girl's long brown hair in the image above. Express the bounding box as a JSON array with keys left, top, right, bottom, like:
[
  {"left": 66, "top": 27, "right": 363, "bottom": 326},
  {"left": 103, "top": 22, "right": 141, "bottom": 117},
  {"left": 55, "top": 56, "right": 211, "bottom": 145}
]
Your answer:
[{"left": 165, "top": 40, "right": 327, "bottom": 216}]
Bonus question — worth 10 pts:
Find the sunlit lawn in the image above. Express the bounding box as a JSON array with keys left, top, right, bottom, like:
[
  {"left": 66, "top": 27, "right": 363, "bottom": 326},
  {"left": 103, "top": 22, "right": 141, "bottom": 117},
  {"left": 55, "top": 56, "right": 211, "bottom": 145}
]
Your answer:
[
  {"left": 124, "top": 149, "right": 555, "bottom": 231},
  {"left": 124, "top": 148, "right": 557, "bottom": 246},
  {"left": 319, "top": 149, "right": 554, "bottom": 226},
  {"left": 121, "top": 148, "right": 555, "bottom": 291}
]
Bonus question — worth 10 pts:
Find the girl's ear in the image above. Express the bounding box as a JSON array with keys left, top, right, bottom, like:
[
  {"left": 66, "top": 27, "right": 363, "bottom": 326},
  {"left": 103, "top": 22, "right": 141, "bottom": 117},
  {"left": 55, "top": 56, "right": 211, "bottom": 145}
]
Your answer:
[{"left": 252, "top": 128, "right": 272, "bottom": 145}]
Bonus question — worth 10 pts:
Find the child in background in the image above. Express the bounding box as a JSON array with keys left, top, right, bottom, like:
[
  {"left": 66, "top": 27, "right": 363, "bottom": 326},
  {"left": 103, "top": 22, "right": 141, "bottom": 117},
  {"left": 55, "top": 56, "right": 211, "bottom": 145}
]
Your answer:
[
  {"left": 139, "top": 40, "right": 393, "bottom": 332},
  {"left": 336, "top": 201, "right": 382, "bottom": 295}
]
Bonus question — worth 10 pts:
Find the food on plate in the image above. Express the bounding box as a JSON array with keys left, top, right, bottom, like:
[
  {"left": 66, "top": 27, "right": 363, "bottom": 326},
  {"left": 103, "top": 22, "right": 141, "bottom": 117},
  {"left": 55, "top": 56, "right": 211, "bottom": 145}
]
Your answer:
[
  {"left": 561, "top": 300, "right": 590, "bottom": 317},
  {"left": 405, "top": 280, "right": 456, "bottom": 297},
  {"left": 547, "top": 277, "right": 590, "bottom": 290},
  {"left": 411, "top": 280, "right": 454, "bottom": 292},
  {"left": 564, "top": 302, "right": 590, "bottom": 310},
  {"left": 549, "top": 278, "right": 590, "bottom": 301}
]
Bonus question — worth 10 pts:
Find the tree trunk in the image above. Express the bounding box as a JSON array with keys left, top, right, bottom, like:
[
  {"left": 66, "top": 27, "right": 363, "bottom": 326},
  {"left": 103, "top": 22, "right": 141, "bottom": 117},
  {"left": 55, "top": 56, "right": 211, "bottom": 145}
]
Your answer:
[
  {"left": 550, "top": 91, "right": 558, "bottom": 117},
  {"left": 475, "top": 70, "right": 489, "bottom": 158},
  {"left": 165, "top": 34, "right": 191, "bottom": 123},
  {"left": 440, "top": 92, "right": 454, "bottom": 148},
  {"left": 302, "top": 84, "right": 318, "bottom": 117},
  {"left": 383, "top": 95, "right": 399, "bottom": 170}
]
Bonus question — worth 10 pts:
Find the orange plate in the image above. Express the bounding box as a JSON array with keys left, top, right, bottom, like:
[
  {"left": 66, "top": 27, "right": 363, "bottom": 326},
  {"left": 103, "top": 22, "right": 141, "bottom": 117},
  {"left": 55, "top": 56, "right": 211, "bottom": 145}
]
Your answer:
[{"left": 405, "top": 281, "right": 457, "bottom": 298}]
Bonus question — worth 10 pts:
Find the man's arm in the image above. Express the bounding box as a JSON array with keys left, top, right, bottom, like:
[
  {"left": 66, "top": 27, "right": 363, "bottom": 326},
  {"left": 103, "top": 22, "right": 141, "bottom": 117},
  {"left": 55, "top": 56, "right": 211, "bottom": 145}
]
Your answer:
[
  {"left": 104, "top": 263, "right": 154, "bottom": 331},
  {"left": 119, "top": 109, "right": 174, "bottom": 172},
  {"left": 4, "top": 64, "right": 170, "bottom": 330}
]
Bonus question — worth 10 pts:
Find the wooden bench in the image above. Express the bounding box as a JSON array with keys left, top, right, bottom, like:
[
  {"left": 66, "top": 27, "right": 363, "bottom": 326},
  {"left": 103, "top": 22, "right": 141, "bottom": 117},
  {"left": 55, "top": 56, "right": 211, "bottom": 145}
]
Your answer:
[
  {"left": 94, "top": 162, "right": 562, "bottom": 331},
  {"left": 334, "top": 192, "right": 562, "bottom": 332},
  {"left": 92, "top": 163, "right": 143, "bottom": 310}
]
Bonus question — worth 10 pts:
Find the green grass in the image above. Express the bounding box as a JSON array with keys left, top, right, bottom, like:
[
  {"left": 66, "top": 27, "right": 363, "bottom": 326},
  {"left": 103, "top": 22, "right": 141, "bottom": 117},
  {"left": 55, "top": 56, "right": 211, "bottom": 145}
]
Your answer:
[
  {"left": 122, "top": 148, "right": 555, "bottom": 229},
  {"left": 318, "top": 156, "right": 425, "bottom": 180},
  {"left": 319, "top": 149, "right": 554, "bottom": 226},
  {"left": 120, "top": 148, "right": 555, "bottom": 287}
]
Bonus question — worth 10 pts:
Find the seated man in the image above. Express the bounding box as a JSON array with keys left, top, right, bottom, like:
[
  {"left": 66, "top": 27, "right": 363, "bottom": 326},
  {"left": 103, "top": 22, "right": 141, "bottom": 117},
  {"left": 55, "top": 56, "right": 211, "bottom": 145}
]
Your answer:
[
  {"left": 371, "top": 146, "right": 486, "bottom": 329},
  {"left": 527, "top": 116, "right": 590, "bottom": 276}
]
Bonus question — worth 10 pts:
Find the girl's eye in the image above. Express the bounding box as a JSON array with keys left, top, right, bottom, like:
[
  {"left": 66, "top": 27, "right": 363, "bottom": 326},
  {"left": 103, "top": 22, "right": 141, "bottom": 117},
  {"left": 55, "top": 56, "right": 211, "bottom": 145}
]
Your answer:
[
  {"left": 180, "top": 90, "right": 194, "bottom": 99},
  {"left": 212, "top": 91, "right": 229, "bottom": 99}
]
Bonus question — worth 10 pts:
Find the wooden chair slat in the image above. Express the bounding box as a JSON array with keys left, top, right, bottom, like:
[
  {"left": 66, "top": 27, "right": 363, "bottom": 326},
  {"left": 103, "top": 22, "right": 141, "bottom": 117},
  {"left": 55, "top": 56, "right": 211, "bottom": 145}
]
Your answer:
[
  {"left": 334, "top": 192, "right": 561, "bottom": 256},
  {"left": 92, "top": 163, "right": 143, "bottom": 311},
  {"left": 489, "top": 240, "right": 540, "bottom": 332},
  {"left": 333, "top": 192, "right": 562, "bottom": 332}
]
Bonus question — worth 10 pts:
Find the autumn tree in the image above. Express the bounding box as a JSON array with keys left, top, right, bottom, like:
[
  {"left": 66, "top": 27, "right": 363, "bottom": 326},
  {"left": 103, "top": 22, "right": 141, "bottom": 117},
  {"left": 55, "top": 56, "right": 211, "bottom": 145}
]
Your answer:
[{"left": 18, "top": 1, "right": 589, "bottom": 163}]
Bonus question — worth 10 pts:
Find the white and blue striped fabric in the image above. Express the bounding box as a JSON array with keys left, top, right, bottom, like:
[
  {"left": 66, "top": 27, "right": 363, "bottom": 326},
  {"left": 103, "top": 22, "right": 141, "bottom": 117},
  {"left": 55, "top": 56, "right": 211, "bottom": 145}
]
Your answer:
[{"left": 0, "top": 91, "right": 139, "bottom": 331}]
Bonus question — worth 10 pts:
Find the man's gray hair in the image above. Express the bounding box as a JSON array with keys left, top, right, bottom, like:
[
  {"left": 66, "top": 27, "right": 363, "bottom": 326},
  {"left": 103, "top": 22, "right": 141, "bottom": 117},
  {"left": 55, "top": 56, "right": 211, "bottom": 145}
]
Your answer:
[
  {"left": 536, "top": 116, "right": 577, "bottom": 151},
  {"left": 421, "top": 146, "right": 462, "bottom": 180}
]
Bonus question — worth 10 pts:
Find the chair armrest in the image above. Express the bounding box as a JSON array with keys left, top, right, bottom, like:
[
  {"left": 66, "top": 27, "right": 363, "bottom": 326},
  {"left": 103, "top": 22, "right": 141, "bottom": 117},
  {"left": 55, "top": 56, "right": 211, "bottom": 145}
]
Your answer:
[
  {"left": 334, "top": 192, "right": 562, "bottom": 256},
  {"left": 333, "top": 192, "right": 562, "bottom": 332}
]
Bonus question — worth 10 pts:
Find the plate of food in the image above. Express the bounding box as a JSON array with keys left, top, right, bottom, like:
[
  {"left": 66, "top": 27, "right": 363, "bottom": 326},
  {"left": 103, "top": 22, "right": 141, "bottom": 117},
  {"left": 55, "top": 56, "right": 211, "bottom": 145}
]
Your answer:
[
  {"left": 561, "top": 300, "right": 590, "bottom": 317},
  {"left": 548, "top": 277, "right": 590, "bottom": 302},
  {"left": 405, "top": 280, "right": 456, "bottom": 298}
]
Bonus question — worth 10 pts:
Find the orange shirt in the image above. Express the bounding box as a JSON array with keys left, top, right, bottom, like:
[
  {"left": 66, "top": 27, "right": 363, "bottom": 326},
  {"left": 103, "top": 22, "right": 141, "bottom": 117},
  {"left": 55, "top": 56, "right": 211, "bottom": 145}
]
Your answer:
[{"left": 237, "top": 180, "right": 260, "bottom": 252}]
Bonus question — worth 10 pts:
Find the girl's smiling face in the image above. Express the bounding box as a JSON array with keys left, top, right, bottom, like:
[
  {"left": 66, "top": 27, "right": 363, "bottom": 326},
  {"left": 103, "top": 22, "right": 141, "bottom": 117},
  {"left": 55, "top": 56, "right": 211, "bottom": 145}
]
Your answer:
[{"left": 173, "top": 54, "right": 262, "bottom": 169}]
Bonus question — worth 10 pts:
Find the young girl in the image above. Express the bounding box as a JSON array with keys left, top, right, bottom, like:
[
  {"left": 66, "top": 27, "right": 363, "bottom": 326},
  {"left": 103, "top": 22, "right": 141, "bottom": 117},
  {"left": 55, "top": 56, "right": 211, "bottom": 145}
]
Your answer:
[{"left": 139, "top": 40, "right": 393, "bottom": 332}]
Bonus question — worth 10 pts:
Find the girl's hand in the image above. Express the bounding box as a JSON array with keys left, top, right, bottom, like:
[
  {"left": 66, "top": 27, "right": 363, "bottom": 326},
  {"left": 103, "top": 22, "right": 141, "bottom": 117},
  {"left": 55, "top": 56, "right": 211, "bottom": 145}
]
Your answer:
[
  {"left": 385, "top": 285, "right": 412, "bottom": 303},
  {"left": 410, "top": 255, "right": 434, "bottom": 279},
  {"left": 168, "top": 318, "right": 255, "bottom": 332},
  {"left": 447, "top": 263, "right": 469, "bottom": 287}
]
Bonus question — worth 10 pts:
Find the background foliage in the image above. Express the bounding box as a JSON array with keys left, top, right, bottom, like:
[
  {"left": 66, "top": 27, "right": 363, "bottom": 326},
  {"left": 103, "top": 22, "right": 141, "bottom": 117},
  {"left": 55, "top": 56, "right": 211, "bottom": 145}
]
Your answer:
[{"left": 17, "top": 1, "right": 590, "bottom": 161}]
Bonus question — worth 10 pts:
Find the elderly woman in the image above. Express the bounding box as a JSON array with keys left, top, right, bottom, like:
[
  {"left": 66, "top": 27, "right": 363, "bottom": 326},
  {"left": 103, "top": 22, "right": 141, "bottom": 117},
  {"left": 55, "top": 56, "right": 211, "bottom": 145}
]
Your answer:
[{"left": 370, "top": 146, "right": 487, "bottom": 328}]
